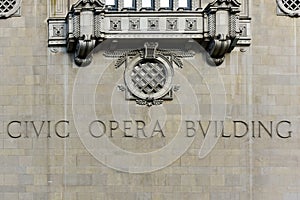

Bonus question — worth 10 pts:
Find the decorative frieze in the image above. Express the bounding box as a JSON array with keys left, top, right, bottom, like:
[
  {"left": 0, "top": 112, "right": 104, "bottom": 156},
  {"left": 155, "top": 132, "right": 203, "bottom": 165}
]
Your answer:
[{"left": 47, "top": 0, "right": 251, "bottom": 66}]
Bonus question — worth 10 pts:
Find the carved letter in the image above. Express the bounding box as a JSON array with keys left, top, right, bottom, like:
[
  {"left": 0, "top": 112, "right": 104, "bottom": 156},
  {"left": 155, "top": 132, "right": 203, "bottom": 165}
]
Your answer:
[
  {"left": 55, "top": 120, "right": 70, "bottom": 138},
  {"left": 198, "top": 121, "right": 211, "bottom": 137},
  {"left": 221, "top": 121, "right": 231, "bottom": 138},
  {"left": 136, "top": 120, "right": 147, "bottom": 138},
  {"left": 109, "top": 120, "right": 119, "bottom": 137},
  {"left": 7, "top": 121, "right": 22, "bottom": 139},
  {"left": 186, "top": 120, "right": 196, "bottom": 137},
  {"left": 123, "top": 120, "right": 133, "bottom": 137},
  {"left": 234, "top": 121, "right": 249, "bottom": 138},
  {"left": 151, "top": 120, "right": 165, "bottom": 137},
  {"left": 258, "top": 121, "right": 272, "bottom": 138},
  {"left": 31, "top": 121, "right": 45, "bottom": 138},
  {"left": 276, "top": 121, "right": 292, "bottom": 139},
  {"left": 89, "top": 120, "right": 106, "bottom": 138}
]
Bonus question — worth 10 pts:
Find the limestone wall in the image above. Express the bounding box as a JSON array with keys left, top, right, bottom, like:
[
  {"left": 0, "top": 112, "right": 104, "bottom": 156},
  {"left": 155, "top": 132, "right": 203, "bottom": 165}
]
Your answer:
[{"left": 0, "top": 0, "right": 299, "bottom": 199}]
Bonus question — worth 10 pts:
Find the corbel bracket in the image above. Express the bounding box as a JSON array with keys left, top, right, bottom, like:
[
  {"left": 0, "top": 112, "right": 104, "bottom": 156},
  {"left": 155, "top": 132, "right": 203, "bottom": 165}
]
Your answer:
[
  {"left": 203, "top": 0, "right": 241, "bottom": 66},
  {"left": 66, "top": 0, "right": 105, "bottom": 66}
]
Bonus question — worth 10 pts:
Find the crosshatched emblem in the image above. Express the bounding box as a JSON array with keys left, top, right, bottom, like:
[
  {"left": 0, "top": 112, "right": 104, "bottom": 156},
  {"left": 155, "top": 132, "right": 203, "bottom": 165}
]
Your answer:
[
  {"left": 111, "top": 42, "right": 197, "bottom": 106},
  {"left": 125, "top": 56, "right": 174, "bottom": 101},
  {"left": 0, "top": 0, "right": 21, "bottom": 18},
  {"left": 281, "top": 0, "right": 300, "bottom": 11},
  {"left": 277, "top": 0, "right": 300, "bottom": 17}
]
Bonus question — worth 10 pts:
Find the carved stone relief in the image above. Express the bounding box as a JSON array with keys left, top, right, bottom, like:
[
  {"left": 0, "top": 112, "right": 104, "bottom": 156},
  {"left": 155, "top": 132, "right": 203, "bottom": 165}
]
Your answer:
[
  {"left": 166, "top": 18, "right": 178, "bottom": 30},
  {"left": 113, "top": 42, "right": 194, "bottom": 106},
  {"left": 129, "top": 18, "right": 140, "bottom": 30},
  {"left": 277, "top": 0, "right": 300, "bottom": 17},
  {"left": 148, "top": 18, "right": 159, "bottom": 31},
  {"left": 110, "top": 18, "right": 121, "bottom": 31},
  {"left": 53, "top": 25, "right": 65, "bottom": 37},
  {"left": 185, "top": 18, "right": 197, "bottom": 31},
  {"left": 47, "top": 0, "right": 252, "bottom": 66},
  {"left": 0, "top": 0, "right": 21, "bottom": 18}
]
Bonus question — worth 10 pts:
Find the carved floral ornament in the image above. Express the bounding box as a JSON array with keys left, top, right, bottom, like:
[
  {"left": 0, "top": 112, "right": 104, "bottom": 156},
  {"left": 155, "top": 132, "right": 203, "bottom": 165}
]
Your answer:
[
  {"left": 47, "top": 0, "right": 251, "bottom": 66},
  {"left": 0, "top": 0, "right": 21, "bottom": 18}
]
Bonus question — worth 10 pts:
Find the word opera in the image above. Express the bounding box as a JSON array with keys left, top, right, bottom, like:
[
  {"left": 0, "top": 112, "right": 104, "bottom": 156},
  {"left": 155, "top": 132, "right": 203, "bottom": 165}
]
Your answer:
[{"left": 48, "top": 0, "right": 251, "bottom": 66}]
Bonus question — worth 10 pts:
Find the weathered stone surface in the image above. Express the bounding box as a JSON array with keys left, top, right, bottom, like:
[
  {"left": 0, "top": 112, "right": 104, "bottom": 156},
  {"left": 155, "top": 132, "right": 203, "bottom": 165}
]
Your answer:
[{"left": 0, "top": 0, "right": 299, "bottom": 199}]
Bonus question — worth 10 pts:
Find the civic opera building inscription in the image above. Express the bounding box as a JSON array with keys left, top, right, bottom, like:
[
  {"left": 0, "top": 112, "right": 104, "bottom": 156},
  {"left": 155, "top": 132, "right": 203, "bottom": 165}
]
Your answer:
[{"left": 0, "top": 0, "right": 300, "bottom": 199}]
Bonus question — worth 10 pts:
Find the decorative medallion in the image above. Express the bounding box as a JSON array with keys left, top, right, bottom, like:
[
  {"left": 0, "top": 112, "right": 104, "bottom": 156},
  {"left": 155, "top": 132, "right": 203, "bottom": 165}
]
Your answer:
[
  {"left": 114, "top": 42, "right": 194, "bottom": 106},
  {"left": 277, "top": 0, "right": 300, "bottom": 17},
  {"left": 0, "top": 0, "right": 21, "bottom": 18}
]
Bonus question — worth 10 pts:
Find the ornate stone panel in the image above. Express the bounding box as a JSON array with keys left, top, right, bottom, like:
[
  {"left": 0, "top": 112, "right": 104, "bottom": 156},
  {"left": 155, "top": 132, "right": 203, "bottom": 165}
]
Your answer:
[
  {"left": 48, "top": 19, "right": 67, "bottom": 46},
  {"left": 129, "top": 18, "right": 140, "bottom": 30},
  {"left": 113, "top": 42, "right": 193, "bottom": 106},
  {"left": 47, "top": 0, "right": 252, "bottom": 66},
  {"left": 185, "top": 18, "right": 197, "bottom": 31},
  {"left": 166, "top": 18, "right": 178, "bottom": 30},
  {"left": 110, "top": 18, "right": 121, "bottom": 31},
  {"left": 148, "top": 18, "right": 159, "bottom": 31}
]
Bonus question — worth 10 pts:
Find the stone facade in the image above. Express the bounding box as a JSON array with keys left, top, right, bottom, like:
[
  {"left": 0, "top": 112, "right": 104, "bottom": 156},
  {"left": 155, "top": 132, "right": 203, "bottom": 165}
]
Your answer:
[{"left": 0, "top": 0, "right": 300, "bottom": 200}]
